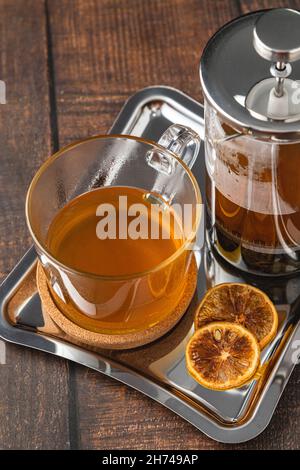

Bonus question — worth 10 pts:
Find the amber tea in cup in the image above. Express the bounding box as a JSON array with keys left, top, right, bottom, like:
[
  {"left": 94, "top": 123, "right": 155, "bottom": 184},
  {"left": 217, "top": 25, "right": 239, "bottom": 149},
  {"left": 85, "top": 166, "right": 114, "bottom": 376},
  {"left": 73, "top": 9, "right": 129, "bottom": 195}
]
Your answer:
[{"left": 46, "top": 185, "right": 188, "bottom": 332}]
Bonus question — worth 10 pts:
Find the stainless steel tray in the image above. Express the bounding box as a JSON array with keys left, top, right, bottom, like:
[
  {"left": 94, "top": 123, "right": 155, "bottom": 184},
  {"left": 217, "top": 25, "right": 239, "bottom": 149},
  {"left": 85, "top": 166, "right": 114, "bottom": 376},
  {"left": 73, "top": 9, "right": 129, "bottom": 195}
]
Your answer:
[{"left": 1, "top": 86, "right": 300, "bottom": 443}]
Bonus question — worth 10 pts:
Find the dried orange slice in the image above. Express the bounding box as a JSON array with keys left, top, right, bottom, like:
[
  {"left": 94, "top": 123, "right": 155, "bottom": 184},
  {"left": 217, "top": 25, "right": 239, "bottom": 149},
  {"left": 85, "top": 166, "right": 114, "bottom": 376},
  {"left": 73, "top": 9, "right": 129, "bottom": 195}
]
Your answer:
[
  {"left": 194, "top": 283, "right": 278, "bottom": 349},
  {"left": 186, "top": 322, "right": 260, "bottom": 390}
]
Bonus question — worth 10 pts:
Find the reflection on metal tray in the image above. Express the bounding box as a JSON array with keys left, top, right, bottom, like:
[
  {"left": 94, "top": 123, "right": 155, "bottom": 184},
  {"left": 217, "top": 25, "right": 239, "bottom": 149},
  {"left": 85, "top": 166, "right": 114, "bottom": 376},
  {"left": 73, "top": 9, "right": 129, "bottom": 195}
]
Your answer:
[{"left": 1, "top": 86, "right": 300, "bottom": 443}]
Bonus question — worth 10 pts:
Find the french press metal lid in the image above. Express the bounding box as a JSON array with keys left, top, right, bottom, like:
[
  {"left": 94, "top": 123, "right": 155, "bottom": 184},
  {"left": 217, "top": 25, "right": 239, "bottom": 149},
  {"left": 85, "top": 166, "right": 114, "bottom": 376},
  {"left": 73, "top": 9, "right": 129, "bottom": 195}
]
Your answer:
[{"left": 200, "top": 8, "right": 300, "bottom": 141}]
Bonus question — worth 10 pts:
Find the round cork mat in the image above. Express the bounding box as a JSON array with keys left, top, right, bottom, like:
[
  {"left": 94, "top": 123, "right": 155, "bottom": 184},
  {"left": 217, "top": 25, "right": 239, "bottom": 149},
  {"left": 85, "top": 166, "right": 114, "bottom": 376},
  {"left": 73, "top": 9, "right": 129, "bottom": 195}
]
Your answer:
[{"left": 36, "top": 257, "right": 198, "bottom": 350}]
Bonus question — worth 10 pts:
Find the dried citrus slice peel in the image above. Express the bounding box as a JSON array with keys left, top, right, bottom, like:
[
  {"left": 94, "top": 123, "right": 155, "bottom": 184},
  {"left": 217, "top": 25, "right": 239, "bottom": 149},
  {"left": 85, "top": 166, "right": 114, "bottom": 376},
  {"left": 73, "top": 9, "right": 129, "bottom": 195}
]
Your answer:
[
  {"left": 194, "top": 283, "right": 278, "bottom": 349},
  {"left": 186, "top": 322, "right": 260, "bottom": 391}
]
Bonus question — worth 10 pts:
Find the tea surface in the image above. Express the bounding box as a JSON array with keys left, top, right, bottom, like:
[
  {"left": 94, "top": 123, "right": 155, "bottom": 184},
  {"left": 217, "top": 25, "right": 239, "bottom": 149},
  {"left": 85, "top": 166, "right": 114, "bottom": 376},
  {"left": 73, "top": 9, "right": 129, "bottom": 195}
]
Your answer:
[{"left": 46, "top": 186, "right": 183, "bottom": 276}]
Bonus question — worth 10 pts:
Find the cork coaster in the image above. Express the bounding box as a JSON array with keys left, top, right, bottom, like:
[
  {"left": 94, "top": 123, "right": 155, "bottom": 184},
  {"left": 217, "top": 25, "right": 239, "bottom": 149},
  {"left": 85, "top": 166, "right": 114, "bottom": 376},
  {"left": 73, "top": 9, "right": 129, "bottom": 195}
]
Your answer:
[{"left": 36, "top": 257, "right": 198, "bottom": 350}]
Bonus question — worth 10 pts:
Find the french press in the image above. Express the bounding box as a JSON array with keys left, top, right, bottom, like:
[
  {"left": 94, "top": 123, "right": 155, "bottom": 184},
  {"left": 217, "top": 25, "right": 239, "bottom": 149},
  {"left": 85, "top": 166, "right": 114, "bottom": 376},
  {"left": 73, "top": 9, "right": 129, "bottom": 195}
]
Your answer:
[{"left": 200, "top": 8, "right": 300, "bottom": 276}]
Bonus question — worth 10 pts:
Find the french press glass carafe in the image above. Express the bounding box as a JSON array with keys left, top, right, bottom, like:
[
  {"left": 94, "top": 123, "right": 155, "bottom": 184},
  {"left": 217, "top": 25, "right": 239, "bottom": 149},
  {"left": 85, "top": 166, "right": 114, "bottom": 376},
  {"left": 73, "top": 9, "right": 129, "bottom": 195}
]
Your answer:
[{"left": 200, "top": 8, "right": 300, "bottom": 276}]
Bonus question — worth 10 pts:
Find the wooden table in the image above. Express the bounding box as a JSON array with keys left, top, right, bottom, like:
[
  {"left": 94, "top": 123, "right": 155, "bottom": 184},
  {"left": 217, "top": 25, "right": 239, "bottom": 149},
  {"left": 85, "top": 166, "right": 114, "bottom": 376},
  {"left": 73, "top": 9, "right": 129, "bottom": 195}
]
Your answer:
[{"left": 0, "top": 0, "right": 300, "bottom": 450}]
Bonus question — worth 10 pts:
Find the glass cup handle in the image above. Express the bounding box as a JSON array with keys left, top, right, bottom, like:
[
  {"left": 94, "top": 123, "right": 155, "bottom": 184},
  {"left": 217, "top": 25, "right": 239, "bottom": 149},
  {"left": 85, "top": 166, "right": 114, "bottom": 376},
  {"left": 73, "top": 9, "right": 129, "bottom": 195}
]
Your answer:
[
  {"left": 157, "top": 124, "right": 201, "bottom": 169},
  {"left": 146, "top": 124, "right": 201, "bottom": 175}
]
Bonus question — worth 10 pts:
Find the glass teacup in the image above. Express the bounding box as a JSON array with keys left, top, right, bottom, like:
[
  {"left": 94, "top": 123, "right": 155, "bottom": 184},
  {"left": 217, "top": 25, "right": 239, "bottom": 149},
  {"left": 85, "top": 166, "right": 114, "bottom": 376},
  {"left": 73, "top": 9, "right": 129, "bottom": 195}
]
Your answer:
[{"left": 26, "top": 125, "right": 202, "bottom": 335}]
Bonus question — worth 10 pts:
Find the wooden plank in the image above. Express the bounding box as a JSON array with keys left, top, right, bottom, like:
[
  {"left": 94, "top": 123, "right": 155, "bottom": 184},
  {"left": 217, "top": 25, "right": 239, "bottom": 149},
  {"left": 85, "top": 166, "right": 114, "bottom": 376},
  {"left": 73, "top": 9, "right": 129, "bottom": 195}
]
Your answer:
[
  {"left": 47, "top": 0, "right": 243, "bottom": 450},
  {"left": 0, "top": 0, "right": 70, "bottom": 449}
]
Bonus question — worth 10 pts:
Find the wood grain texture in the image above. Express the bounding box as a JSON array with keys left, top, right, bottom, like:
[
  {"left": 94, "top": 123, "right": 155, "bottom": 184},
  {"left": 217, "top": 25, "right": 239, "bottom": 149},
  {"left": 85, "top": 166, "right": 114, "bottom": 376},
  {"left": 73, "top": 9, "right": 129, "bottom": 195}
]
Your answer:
[
  {"left": 1, "top": 0, "right": 300, "bottom": 449},
  {"left": 47, "top": 0, "right": 239, "bottom": 146},
  {"left": 0, "top": 0, "right": 70, "bottom": 449}
]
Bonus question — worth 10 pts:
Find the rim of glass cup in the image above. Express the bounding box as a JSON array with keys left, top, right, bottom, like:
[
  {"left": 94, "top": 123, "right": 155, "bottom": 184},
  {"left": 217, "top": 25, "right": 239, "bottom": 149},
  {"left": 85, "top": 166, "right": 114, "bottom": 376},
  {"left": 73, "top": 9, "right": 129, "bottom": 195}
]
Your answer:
[{"left": 26, "top": 134, "right": 202, "bottom": 281}]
